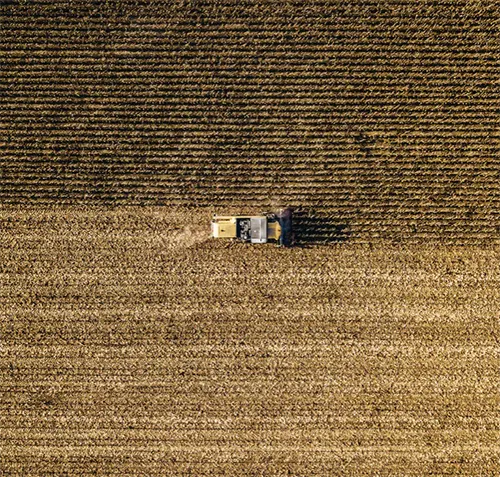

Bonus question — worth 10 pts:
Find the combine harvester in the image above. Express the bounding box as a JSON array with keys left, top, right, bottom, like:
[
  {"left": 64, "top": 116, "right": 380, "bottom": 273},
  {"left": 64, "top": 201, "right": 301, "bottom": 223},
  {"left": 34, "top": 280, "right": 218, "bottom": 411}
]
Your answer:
[{"left": 211, "top": 208, "right": 293, "bottom": 246}]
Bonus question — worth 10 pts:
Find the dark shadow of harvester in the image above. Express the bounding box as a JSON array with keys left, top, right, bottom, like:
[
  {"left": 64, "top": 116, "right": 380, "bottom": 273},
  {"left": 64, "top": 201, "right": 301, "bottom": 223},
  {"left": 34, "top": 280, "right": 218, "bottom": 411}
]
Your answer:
[
  {"left": 276, "top": 207, "right": 293, "bottom": 246},
  {"left": 292, "top": 209, "right": 350, "bottom": 246}
]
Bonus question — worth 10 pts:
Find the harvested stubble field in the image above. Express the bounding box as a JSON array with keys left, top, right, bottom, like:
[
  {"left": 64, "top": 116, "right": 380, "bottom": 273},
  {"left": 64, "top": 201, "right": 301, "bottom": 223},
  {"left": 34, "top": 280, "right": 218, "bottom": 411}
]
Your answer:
[
  {"left": 1, "top": 207, "right": 499, "bottom": 476},
  {"left": 1, "top": 0, "right": 500, "bottom": 475}
]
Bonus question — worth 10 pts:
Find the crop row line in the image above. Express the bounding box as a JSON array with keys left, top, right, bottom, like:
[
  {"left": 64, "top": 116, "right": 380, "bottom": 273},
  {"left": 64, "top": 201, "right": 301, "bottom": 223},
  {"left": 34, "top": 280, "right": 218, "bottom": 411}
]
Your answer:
[
  {"left": 4, "top": 164, "right": 499, "bottom": 171},
  {"left": 3, "top": 116, "right": 497, "bottom": 125},
  {"left": 4, "top": 167, "right": 499, "bottom": 176},
  {"left": 12, "top": 41, "right": 491, "bottom": 51},
  {"left": 4, "top": 75, "right": 497, "bottom": 88},
  {"left": 2, "top": 127, "right": 495, "bottom": 136},
  {"left": 9, "top": 158, "right": 497, "bottom": 164},
  {"left": 1, "top": 195, "right": 499, "bottom": 209},
  {"left": 2, "top": 175, "right": 500, "bottom": 187},
  {"left": 2, "top": 172, "right": 500, "bottom": 183},
  {"left": 3, "top": 59, "right": 497, "bottom": 70},
  {"left": 4, "top": 96, "right": 498, "bottom": 105},
  {"left": 2, "top": 14, "right": 491, "bottom": 25}
]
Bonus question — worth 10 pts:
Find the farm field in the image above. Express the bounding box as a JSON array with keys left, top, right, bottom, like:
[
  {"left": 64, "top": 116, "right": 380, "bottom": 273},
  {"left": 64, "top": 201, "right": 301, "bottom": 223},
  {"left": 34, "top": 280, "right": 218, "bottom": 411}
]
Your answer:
[
  {"left": 2, "top": 0, "right": 500, "bottom": 242},
  {"left": 1, "top": 206, "right": 499, "bottom": 476},
  {"left": 2, "top": 0, "right": 500, "bottom": 475}
]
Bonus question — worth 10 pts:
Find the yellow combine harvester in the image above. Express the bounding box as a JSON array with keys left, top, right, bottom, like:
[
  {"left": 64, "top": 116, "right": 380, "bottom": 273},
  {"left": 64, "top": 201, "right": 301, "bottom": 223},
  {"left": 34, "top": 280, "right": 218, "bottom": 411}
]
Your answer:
[{"left": 211, "top": 208, "right": 293, "bottom": 246}]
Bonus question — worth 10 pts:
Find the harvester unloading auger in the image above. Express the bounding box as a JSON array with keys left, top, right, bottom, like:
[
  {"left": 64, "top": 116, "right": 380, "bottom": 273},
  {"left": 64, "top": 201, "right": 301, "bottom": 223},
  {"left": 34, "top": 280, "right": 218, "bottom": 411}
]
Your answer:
[{"left": 211, "top": 208, "right": 293, "bottom": 246}]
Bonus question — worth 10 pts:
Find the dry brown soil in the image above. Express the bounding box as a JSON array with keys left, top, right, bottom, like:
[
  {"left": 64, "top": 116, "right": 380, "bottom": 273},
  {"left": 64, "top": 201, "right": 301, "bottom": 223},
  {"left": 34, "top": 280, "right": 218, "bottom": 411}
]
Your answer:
[{"left": 1, "top": 207, "right": 498, "bottom": 476}]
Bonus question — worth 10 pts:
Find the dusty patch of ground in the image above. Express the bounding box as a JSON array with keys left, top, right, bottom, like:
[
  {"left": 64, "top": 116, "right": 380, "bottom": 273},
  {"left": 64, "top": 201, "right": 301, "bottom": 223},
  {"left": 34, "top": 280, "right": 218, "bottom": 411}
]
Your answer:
[{"left": 1, "top": 207, "right": 498, "bottom": 476}]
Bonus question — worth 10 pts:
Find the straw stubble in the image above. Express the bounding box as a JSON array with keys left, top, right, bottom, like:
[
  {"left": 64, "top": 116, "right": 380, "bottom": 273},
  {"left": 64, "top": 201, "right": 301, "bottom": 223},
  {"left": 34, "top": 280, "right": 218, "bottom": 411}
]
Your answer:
[{"left": 1, "top": 207, "right": 498, "bottom": 475}]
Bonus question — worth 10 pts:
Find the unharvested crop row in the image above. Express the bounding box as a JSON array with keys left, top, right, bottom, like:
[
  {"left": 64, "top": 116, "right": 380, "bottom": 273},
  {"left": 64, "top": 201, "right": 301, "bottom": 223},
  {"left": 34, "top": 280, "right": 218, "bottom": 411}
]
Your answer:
[
  {"left": 2, "top": 185, "right": 499, "bottom": 203},
  {"left": 3, "top": 159, "right": 498, "bottom": 171},
  {"left": 2, "top": 173, "right": 498, "bottom": 188},
  {"left": 1, "top": 180, "right": 498, "bottom": 196},
  {"left": 1, "top": 0, "right": 499, "bottom": 243},
  {"left": 3, "top": 158, "right": 499, "bottom": 169}
]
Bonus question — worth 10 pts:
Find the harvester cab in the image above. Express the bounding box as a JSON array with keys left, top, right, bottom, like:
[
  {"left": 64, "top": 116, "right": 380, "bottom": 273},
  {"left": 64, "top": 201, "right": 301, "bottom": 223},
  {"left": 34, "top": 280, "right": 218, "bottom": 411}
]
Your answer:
[{"left": 211, "top": 208, "right": 293, "bottom": 246}]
